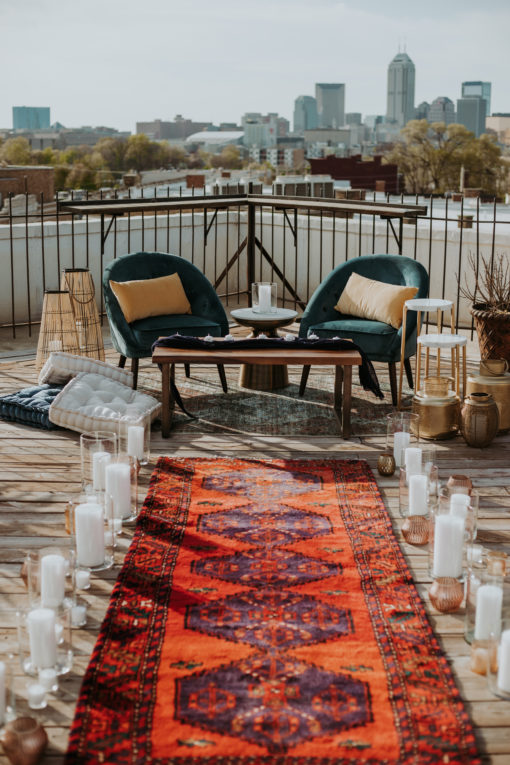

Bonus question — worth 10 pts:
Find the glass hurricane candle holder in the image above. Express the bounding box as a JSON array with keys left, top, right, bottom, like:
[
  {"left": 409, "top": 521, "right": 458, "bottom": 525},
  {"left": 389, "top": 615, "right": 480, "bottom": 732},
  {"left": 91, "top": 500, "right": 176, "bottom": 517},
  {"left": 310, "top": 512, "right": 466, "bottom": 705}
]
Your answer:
[
  {"left": 428, "top": 496, "right": 466, "bottom": 587},
  {"left": 80, "top": 431, "right": 118, "bottom": 496},
  {"left": 386, "top": 412, "right": 419, "bottom": 468},
  {"left": 439, "top": 486, "right": 478, "bottom": 543},
  {"left": 118, "top": 413, "right": 151, "bottom": 468},
  {"left": 465, "top": 550, "right": 506, "bottom": 647},
  {"left": 251, "top": 282, "right": 277, "bottom": 314},
  {"left": 0, "top": 652, "right": 16, "bottom": 726},
  {"left": 488, "top": 617, "right": 510, "bottom": 699},
  {"left": 25, "top": 547, "right": 76, "bottom": 611},
  {"left": 17, "top": 605, "right": 73, "bottom": 677},
  {"left": 71, "top": 498, "right": 115, "bottom": 572}
]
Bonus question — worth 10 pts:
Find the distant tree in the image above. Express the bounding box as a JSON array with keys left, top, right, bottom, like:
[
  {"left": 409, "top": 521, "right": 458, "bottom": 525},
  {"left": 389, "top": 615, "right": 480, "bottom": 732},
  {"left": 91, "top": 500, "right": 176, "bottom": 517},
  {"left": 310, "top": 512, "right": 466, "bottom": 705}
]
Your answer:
[
  {"left": 0, "top": 137, "right": 32, "bottom": 165},
  {"left": 94, "top": 137, "right": 127, "bottom": 171},
  {"left": 65, "top": 162, "right": 98, "bottom": 190},
  {"left": 165, "top": 145, "right": 187, "bottom": 169},
  {"left": 124, "top": 134, "right": 168, "bottom": 171},
  {"left": 209, "top": 145, "right": 243, "bottom": 170},
  {"left": 54, "top": 165, "right": 71, "bottom": 191},
  {"left": 385, "top": 120, "right": 507, "bottom": 196},
  {"left": 32, "top": 147, "right": 60, "bottom": 165}
]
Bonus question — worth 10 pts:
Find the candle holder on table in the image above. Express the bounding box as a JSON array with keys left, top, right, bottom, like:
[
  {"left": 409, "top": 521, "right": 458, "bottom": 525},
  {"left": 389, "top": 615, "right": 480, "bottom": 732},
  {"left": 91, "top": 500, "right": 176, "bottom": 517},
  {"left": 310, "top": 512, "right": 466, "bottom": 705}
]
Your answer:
[
  {"left": 466, "top": 551, "right": 507, "bottom": 675},
  {"left": 385, "top": 412, "right": 419, "bottom": 470},
  {"left": 71, "top": 498, "right": 115, "bottom": 572},
  {"left": 24, "top": 547, "right": 76, "bottom": 612},
  {"left": 0, "top": 717, "right": 48, "bottom": 764},
  {"left": 105, "top": 453, "right": 138, "bottom": 527},
  {"left": 428, "top": 495, "right": 466, "bottom": 613},
  {"left": 118, "top": 413, "right": 151, "bottom": 469},
  {"left": 251, "top": 282, "right": 277, "bottom": 314},
  {"left": 488, "top": 617, "right": 510, "bottom": 699},
  {"left": 17, "top": 605, "right": 73, "bottom": 678},
  {"left": 399, "top": 445, "right": 437, "bottom": 545},
  {"left": 80, "top": 431, "right": 118, "bottom": 497}
]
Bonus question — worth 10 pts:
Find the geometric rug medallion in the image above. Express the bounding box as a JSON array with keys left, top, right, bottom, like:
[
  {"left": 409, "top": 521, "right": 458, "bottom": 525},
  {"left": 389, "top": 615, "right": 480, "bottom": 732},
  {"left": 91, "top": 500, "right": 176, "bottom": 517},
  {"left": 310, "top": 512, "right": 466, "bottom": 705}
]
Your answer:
[{"left": 66, "top": 457, "right": 480, "bottom": 764}]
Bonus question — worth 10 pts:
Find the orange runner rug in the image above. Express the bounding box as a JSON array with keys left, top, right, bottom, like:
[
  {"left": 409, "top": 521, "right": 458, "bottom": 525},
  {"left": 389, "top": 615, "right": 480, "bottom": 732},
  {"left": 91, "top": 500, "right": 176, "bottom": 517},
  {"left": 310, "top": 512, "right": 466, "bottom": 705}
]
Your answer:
[{"left": 66, "top": 457, "right": 480, "bottom": 764}]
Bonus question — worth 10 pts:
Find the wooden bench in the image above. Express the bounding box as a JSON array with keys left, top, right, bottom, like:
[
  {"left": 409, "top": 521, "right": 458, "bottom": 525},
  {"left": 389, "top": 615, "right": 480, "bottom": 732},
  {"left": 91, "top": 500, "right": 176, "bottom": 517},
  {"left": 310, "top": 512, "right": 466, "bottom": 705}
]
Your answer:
[{"left": 151, "top": 345, "right": 362, "bottom": 439}]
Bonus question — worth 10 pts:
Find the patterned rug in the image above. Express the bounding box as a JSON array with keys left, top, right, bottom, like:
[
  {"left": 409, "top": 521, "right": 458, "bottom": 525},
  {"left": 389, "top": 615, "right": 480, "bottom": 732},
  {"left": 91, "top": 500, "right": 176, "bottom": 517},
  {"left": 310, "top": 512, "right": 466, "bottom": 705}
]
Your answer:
[
  {"left": 66, "top": 458, "right": 480, "bottom": 764},
  {"left": 138, "top": 364, "right": 414, "bottom": 436}
]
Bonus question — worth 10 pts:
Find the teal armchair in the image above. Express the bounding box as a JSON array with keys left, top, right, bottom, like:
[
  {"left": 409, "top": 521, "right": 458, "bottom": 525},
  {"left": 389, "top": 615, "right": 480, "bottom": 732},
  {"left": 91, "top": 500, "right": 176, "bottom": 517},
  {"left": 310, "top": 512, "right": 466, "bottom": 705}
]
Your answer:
[
  {"left": 299, "top": 254, "right": 429, "bottom": 405},
  {"left": 103, "top": 252, "right": 229, "bottom": 389}
]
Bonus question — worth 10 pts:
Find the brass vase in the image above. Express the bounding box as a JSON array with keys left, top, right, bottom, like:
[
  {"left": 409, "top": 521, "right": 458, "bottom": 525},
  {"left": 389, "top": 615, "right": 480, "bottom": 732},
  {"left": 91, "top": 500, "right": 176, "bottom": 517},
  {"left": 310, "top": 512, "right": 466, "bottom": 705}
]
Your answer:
[{"left": 461, "top": 392, "right": 499, "bottom": 448}]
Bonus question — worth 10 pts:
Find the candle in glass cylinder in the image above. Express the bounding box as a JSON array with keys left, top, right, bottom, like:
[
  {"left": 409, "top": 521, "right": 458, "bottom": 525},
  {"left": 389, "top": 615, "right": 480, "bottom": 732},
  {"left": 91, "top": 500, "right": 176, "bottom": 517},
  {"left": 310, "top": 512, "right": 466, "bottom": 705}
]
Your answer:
[
  {"left": 40, "top": 554, "right": 66, "bottom": 608},
  {"left": 105, "top": 463, "right": 131, "bottom": 520},
  {"left": 27, "top": 682, "right": 46, "bottom": 709},
  {"left": 258, "top": 284, "right": 271, "bottom": 313},
  {"left": 474, "top": 584, "right": 503, "bottom": 641},
  {"left": 408, "top": 473, "right": 428, "bottom": 516},
  {"left": 404, "top": 447, "right": 422, "bottom": 477},
  {"left": 92, "top": 451, "right": 111, "bottom": 492},
  {"left": 497, "top": 630, "right": 510, "bottom": 693},
  {"left": 75, "top": 503, "right": 105, "bottom": 568},
  {"left": 0, "top": 661, "right": 5, "bottom": 725},
  {"left": 27, "top": 608, "right": 57, "bottom": 669},
  {"left": 127, "top": 425, "right": 144, "bottom": 461},
  {"left": 433, "top": 514, "right": 465, "bottom": 578},
  {"left": 393, "top": 431, "right": 410, "bottom": 467}
]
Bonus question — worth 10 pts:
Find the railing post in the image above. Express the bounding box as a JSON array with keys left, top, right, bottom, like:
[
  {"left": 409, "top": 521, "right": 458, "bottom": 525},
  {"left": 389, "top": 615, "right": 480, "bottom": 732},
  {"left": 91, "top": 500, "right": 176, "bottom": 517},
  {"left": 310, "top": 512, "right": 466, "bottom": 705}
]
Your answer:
[{"left": 247, "top": 201, "right": 255, "bottom": 306}]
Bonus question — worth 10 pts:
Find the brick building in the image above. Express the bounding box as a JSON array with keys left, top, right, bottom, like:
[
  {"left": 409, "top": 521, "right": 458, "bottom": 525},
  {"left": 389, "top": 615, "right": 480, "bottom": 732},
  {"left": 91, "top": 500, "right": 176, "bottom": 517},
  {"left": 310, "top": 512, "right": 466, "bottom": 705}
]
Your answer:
[
  {"left": 309, "top": 155, "right": 400, "bottom": 194},
  {"left": 0, "top": 166, "right": 55, "bottom": 203}
]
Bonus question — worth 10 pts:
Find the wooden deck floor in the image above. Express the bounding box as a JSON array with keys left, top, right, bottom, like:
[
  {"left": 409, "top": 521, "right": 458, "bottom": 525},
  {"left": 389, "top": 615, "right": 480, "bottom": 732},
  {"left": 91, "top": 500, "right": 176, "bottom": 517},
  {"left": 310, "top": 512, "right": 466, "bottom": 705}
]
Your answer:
[{"left": 1, "top": 344, "right": 509, "bottom": 763}]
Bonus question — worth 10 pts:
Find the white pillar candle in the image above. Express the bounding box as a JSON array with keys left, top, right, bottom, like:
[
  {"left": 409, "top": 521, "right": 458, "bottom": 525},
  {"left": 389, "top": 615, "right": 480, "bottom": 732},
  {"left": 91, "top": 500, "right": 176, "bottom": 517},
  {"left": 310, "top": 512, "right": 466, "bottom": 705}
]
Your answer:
[
  {"left": 433, "top": 514, "right": 465, "bottom": 578},
  {"left": 258, "top": 284, "right": 271, "bottom": 313},
  {"left": 393, "top": 431, "right": 410, "bottom": 467},
  {"left": 0, "top": 661, "right": 5, "bottom": 726},
  {"left": 497, "top": 630, "right": 510, "bottom": 693},
  {"left": 105, "top": 463, "right": 131, "bottom": 519},
  {"left": 75, "top": 569, "right": 90, "bottom": 590},
  {"left": 27, "top": 682, "right": 46, "bottom": 709},
  {"left": 40, "top": 553, "right": 66, "bottom": 608},
  {"left": 27, "top": 608, "right": 57, "bottom": 670},
  {"left": 404, "top": 447, "right": 422, "bottom": 477},
  {"left": 75, "top": 502, "right": 105, "bottom": 568},
  {"left": 474, "top": 584, "right": 503, "bottom": 641},
  {"left": 408, "top": 473, "right": 428, "bottom": 516},
  {"left": 92, "top": 451, "right": 111, "bottom": 491},
  {"left": 127, "top": 425, "right": 144, "bottom": 460}
]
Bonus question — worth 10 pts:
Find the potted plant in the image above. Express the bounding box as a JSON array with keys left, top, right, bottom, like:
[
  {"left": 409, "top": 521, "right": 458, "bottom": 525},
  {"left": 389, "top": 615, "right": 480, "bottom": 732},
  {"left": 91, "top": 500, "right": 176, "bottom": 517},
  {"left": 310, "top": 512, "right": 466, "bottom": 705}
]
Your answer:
[{"left": 461, "top": 253, "right": 510, "bottom": 363}]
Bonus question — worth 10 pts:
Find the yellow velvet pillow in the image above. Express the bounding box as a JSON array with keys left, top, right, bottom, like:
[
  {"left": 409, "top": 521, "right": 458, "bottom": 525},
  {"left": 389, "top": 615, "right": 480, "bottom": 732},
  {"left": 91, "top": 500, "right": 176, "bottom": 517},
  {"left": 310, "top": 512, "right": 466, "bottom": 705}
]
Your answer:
[
  {"left": 109, "top": 272, "right": 192, "bottom": 323},
  {"left": 334, "top": 272, "right": 418, "bottom": 329}
]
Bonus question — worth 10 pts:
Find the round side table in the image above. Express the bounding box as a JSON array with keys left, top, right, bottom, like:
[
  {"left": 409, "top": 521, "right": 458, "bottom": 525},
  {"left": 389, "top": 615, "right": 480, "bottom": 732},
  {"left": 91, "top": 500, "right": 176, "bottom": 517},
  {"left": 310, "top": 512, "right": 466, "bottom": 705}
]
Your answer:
[
  {"left": 230, "top": 307, "right": 298, "bottom": 390},
  {"left": 398, "top": 298, "right": 455, "bottom": 409}
]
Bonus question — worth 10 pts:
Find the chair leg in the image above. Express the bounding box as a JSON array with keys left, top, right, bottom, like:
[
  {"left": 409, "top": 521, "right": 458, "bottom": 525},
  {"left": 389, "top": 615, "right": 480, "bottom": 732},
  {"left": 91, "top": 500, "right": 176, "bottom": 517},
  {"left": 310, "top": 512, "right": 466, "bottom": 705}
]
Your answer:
[
  {"left": 184, "top": 363, "right": 191, "bottom": 378},
  {"left": 118, "top": 355, "right": 127, "bottom": 369},
  {"left": 404, "top": 358, "right": 414, "bottom": 390},
  {"left": 388, "top": 362, "right": 398, "bottom": 406},
  {"left": 131, "top": 358, "right": 139, "bottom": 390},
  {"left": 217, "top": 364, "right": 228, "bottom": 393},
  {"left": 299, "top": 365, "right": 311, "bottom": 397}
]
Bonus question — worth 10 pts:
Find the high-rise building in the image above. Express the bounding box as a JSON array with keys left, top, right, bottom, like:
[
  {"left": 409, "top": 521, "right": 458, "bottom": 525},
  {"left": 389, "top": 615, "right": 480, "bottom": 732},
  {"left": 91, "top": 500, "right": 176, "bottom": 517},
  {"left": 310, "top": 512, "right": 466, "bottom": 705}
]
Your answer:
[
  {"left": 415, "top": 102, "right": 430, "bottom": 121},
  {"left": 12, "top": 106, "right": 50, "bottom": 130},
  {"left": 386, "top": 52, "right": 415, "bottom": 127},
  {"left": 345, "top": 113, "right": 362, "bottom": 126},
  {"left": 293, "top": 96, "right": 318, "bottom": 134},
  {"left": 456, "top": 97, "right": 486, "bottom": 137},
  {"left": 315, "top": 84, "right": 345, "bottom": 129},
  {"left": 462, "top": 81, "right": 491, "bottom": 117},
  {"left": 428, "top": 97, "right": 455, "bottom": 125}
]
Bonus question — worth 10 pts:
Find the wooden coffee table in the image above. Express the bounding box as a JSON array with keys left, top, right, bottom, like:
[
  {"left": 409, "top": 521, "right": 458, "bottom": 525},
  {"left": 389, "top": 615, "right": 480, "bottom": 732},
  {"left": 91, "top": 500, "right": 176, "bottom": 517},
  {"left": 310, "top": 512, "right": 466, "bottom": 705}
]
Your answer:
[{"left": 152, "top": 343, "right": 362, "bottom": 439}]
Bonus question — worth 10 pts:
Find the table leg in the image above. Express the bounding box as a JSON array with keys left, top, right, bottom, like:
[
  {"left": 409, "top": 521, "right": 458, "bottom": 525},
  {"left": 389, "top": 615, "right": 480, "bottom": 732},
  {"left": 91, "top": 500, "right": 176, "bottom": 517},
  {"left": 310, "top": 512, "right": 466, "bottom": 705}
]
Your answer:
[
  {"left": 161, "top": 363, "right": 175, "bottom": 438},
  {"left": 342, "top": 365, "right": 352, "bottom": 439},
  {"left": 334, "top": 365, "right": 348, "bottom": 437},
  {"left": 398, "top": 306, "right": 407, "bottom": 409}
]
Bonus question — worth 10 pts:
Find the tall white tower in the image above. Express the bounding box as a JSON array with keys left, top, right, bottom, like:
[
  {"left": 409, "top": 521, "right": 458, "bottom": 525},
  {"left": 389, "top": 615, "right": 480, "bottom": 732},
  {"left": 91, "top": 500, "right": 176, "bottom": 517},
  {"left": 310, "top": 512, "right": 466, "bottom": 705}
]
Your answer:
[{"left": 386, "top": 52, "right": 415, "bottom": 127}]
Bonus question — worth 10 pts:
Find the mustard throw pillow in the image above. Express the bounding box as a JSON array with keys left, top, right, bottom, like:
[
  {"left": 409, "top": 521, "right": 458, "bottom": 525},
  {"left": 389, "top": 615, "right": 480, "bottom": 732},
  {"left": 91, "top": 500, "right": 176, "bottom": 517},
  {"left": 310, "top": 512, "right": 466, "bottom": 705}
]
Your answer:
[
  {"left": 109, "top": 272, "right": 192, "bottom": 323},
  {"left": 334, "top": 272, "right": 418, "bottom": 329}
]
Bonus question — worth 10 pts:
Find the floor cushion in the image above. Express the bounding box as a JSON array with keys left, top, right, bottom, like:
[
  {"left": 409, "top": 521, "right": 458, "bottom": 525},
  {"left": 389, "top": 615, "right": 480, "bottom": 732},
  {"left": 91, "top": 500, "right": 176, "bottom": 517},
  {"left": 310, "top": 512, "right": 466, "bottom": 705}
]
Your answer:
[
  {"left": 49, "top": 372, "right": 161, "bottom": 434},
  {"left": 0, "top": 384, "right": 64, "bottom": 430},
  {"left": 38, "top": 352, "right": 133, "bottom": 387}
]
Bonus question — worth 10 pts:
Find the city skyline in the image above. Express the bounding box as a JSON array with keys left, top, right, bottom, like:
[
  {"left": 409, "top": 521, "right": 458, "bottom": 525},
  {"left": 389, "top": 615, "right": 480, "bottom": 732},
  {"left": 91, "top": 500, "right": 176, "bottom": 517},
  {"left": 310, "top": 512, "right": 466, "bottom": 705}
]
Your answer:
[{"left": 1, "top": 0, "right": 508, "bottom": 133}]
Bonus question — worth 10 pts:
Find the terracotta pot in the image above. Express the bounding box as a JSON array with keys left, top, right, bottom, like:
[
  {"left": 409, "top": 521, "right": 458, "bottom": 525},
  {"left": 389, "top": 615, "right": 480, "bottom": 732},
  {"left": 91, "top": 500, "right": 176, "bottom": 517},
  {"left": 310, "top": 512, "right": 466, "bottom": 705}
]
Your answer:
[{"left": 461, "top": 392, "right": 499, "bottom": 448}]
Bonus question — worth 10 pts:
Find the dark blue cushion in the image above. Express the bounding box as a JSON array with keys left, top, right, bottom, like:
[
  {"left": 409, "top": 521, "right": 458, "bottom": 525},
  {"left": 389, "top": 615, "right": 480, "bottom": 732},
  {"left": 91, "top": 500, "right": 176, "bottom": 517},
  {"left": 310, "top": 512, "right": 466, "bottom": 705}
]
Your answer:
[{"left": 0, "top": 384, "right": 64, "bottom": 430}]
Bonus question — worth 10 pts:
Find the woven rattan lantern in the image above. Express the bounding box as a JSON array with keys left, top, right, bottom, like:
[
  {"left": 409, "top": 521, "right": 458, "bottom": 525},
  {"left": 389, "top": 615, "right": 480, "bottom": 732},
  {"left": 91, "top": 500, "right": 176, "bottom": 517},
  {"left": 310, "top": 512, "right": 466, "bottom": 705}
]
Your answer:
[
  {"left": 60, "top": 268, "right": 104, "bottom": 361},
  {"left": 35, "top": 290, "right": 81, "bottom": 370}
]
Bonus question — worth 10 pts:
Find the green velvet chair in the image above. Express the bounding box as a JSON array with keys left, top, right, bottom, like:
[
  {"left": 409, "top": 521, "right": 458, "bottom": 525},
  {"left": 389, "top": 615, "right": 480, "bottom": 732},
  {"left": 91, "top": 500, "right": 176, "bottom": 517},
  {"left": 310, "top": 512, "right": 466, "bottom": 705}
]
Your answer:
[
  {"left": 103, "top": 252, "right": 229, "bottom": 389},
  {"left": 299, "top": 254, "right": 429, "bottom": 405}
]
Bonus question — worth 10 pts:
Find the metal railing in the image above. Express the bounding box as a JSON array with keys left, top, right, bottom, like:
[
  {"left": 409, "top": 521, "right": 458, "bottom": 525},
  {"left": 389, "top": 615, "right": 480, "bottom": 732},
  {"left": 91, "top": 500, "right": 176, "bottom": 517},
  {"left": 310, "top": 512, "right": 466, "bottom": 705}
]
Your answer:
[{"left": 0, "top": 188, "right": 508, "bottom": 340}]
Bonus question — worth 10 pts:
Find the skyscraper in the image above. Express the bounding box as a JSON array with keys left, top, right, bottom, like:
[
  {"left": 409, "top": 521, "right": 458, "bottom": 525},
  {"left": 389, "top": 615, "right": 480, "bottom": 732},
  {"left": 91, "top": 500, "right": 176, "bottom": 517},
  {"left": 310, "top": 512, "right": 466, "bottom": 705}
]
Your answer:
[
  {"left": 462, "top": 81, "right": 491, "bottom": 117},
  {"left": 12, "top": 106, "right": 50, "bottom": 130},
  {"left": 428, "top": 97, "right": 455, "bottom": 125},
  {"left": 456, "top": 97, "right": 486, "bottom": 137},
  {"left": 386, "top": 52, "right": 415, "bottom": 128},
  {"left": 293, "top": 96, "right": 318, "bottom": 134},
  {"left": 315, "top": 84, "right": 345, "bottom": 129}
]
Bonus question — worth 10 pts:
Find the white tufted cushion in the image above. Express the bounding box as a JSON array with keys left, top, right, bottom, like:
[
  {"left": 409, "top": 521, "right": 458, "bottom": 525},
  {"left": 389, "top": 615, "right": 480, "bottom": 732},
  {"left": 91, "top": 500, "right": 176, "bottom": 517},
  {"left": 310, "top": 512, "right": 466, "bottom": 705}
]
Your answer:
[
  {"left": 38, "top": 352, "right": 133, "bottom": 387},
  {"left": 49, "top": 372, "right": 160, "bottom": 433}
]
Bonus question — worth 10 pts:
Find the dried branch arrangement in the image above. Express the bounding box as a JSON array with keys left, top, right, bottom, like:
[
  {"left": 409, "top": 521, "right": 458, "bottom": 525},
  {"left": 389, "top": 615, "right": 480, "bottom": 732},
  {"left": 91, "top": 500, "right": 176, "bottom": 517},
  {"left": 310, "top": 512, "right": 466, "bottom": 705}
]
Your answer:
[{"left": 460, "top": 253, "right": 510, "bottom": 314}]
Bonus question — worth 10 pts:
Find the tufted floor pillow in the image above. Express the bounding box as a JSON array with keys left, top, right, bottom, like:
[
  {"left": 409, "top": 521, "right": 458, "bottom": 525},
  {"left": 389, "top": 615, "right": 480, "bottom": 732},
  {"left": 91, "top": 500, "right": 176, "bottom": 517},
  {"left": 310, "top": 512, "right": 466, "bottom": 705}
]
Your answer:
[
  {"left": 0, "top": 384, "right": 64, "bottom": 430},
  {"left": 49, "top": 372, "right": 161, "bottom": 434},
  {"left": 38, "top": 352, "right": 133, "bottom": 387}
]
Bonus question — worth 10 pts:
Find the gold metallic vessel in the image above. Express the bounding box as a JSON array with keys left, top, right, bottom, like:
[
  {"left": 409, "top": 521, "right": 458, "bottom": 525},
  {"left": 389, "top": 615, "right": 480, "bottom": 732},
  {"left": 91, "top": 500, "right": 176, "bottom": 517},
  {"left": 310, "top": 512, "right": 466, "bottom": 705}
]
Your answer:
[
  {"left": 412, "top": 390, "right": 460, "bottom": 440},
  {"left": 466, "top": 371, "right": 510, "bottom": 433}
]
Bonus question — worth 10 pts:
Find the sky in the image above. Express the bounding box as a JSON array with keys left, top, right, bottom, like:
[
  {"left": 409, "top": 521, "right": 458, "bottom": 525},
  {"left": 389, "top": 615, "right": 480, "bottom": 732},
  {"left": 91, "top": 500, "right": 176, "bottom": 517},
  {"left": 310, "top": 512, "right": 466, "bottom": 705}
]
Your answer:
[{"left": 1, "top": 0, "right": 508, "bottom": 133}]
